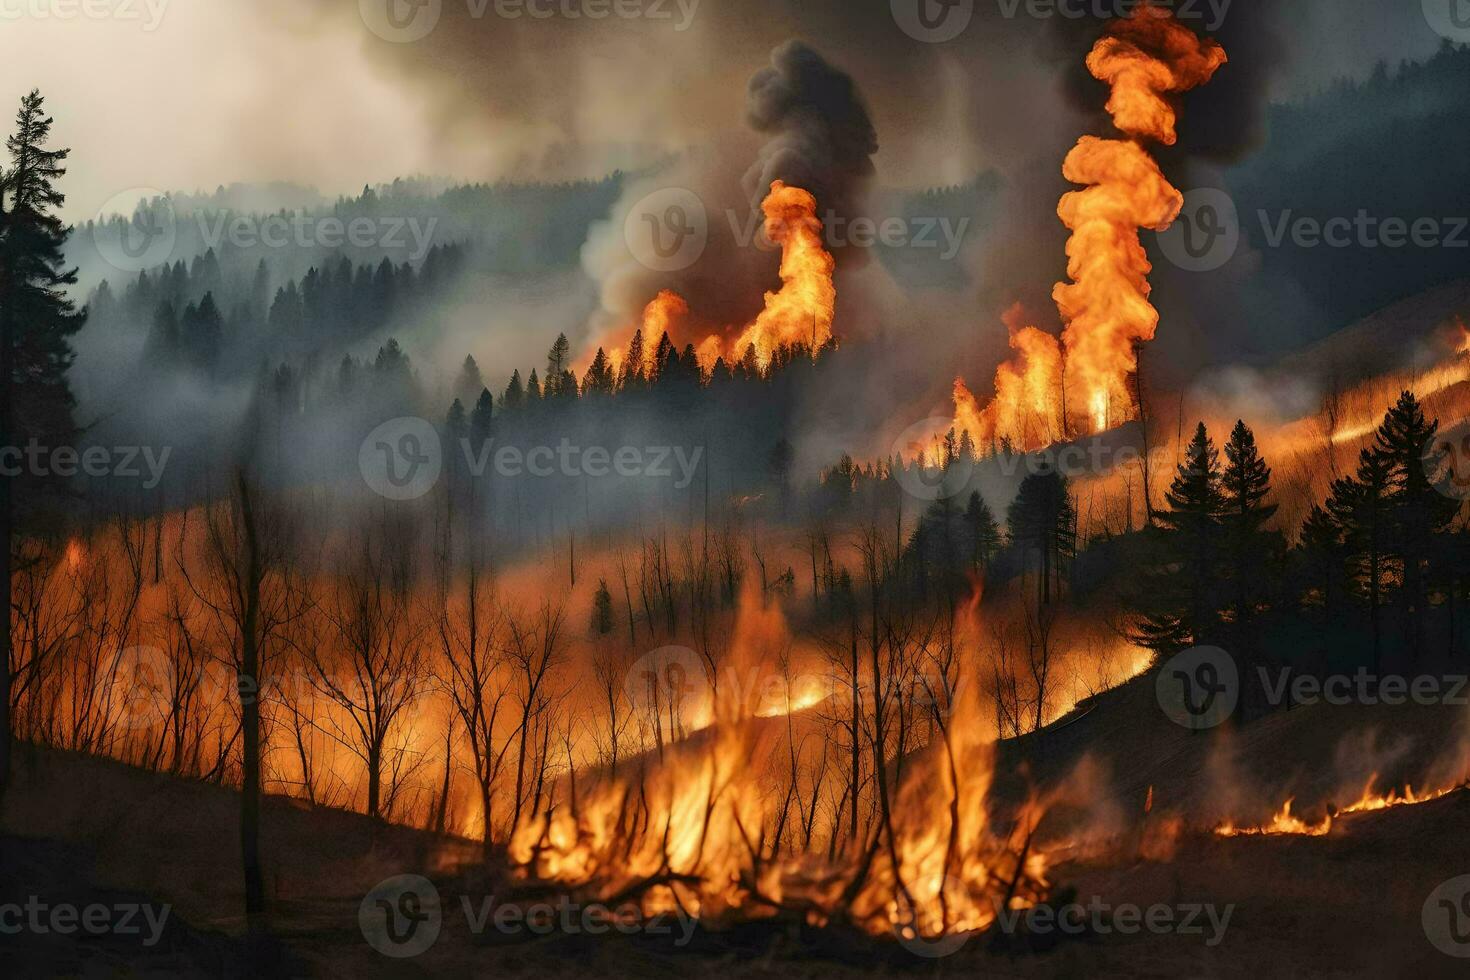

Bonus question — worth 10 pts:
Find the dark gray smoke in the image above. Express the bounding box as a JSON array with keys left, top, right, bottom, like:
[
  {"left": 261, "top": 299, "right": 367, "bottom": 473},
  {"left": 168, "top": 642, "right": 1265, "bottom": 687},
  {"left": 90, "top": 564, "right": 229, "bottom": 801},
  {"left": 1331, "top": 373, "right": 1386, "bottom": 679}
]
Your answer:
[{"left": 743, "top": 40, "right": 878, "bottom": 224}]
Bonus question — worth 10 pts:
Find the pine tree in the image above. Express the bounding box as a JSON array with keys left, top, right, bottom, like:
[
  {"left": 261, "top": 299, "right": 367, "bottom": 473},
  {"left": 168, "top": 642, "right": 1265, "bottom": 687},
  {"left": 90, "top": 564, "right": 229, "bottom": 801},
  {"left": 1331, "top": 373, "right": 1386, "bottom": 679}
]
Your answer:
[
  {"left": 1007, "top": 470, "right": 1076, "bottom": 606},
  {"left": 146, "top": 300, "right": 179, "bottom": 360},
  {"left": 1328, "top": 447, "right": 1394, "bottom": 672},
  {"left": 1373, "top": 391, "right": 1459, "bottom": 657},
  {"left": 546, "top": 332, "right": 571, "bottom": 395},
  {"left": 1134, "top": 423, "right": 1224, "bottom": 653},
  {"left": 0, "top": 89, "right": 84, "bottom": 806},
  {"left": 1297, "top": 504, "right": 1346, "bottom": 622},
  {"left": 502, "top": 369, "right": 524, "bottom": 411},
  {"left": 470, "top": 387, "right": 494, "bottom": 445},
  {"left": 963, "top": 491, "right": 1002, "bottom": 573},
  {"left": 526, "top": 368, "right": 541, "bottom": 401},
  {"left": 1220, "top": 420, "right": 1278, "bottom": 628},
  {"left": 583, "top": 348, "right": 612, "bottom": 395},
  {"left": 621, "top": 328, "right": 646, "bottom": 389},
  {"left": 455, "top": 354, "right": 484, "bottom": 407}
]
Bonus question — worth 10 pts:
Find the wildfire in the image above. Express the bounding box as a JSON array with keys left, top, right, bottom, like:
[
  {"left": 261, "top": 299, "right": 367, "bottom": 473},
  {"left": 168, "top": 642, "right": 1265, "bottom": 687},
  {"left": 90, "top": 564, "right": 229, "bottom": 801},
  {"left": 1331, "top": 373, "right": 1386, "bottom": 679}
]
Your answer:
[
  {"left": 597, "top": 180, "right": 837, "bottom": 379},
  {"left": 949, "top": 5, "right": 1225, "bottom": 453},
  {"left": 1214, "top": 799, "right": 1331, "bottom": 838},
  {"left": 508, "top": 585, "right": 1050, "bottom": 938},
  {"left": 952, "top": 304, "right": 1065, "bottom": 453},
  {"left": 1214, "top": 777, "right": 1467, "bottom": 837}
]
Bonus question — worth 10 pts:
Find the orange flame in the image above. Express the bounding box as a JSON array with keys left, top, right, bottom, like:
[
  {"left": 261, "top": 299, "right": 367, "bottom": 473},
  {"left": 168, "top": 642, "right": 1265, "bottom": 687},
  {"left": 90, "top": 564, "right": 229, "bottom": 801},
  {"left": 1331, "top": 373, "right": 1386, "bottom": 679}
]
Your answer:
[
  {"left": 595, "top": 181, "right": 837, "bottom": 379},
  {"left": 953, "top": 304, "right": 1065, "bottom": 453},
  {"left": 1214, "top": 777, "right": 1466, "bottom": 837},
  {"left": 949, "top": 6, "right": 1225, "bottom": 453},
  {"left": 1055, "top": 5, "right": 1225, "bottom": 432},
  {"left": 728, "top": 179, "right": 836, "bottom": 368}
]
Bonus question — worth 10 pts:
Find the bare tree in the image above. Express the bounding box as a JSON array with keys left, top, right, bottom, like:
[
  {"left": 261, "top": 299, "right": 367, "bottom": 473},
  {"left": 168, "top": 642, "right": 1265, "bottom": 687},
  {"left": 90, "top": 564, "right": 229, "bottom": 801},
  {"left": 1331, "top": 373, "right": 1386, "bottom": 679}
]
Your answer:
[
  {"left": 504, "top": 601, "right": 565, "bottom": 832},
  {"left": 311, "top": 521, "right": 427, "bottom": 821},
  {"left": 436, "top": 552, "right": 513, "bottom": 856},
  {"left": 178, "top": 469, "right": 304, "bottom": 924}
]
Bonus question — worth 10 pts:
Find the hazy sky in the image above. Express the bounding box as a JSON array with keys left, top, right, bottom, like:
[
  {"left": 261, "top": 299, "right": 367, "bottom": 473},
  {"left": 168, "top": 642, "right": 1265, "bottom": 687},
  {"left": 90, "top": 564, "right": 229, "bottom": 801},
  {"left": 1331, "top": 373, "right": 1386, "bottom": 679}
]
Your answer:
[{"left": 1, "top": 0, "right": 1449, "bottom": 222}]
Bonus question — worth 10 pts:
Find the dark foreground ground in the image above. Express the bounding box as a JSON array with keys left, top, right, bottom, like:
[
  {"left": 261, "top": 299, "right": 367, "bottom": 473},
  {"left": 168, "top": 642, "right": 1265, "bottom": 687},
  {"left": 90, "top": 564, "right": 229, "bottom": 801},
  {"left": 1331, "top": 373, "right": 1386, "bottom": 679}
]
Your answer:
[{"left": 6, "top": 676, "right": 1470, "bottom": 978}]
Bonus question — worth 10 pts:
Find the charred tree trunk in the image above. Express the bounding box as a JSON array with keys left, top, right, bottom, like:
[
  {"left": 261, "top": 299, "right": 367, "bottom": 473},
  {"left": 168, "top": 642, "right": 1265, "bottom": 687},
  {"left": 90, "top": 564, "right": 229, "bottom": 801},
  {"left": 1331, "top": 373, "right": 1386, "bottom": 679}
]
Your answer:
[{"left": 236, "top": 470, "right": 266, "bottom": 923}]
